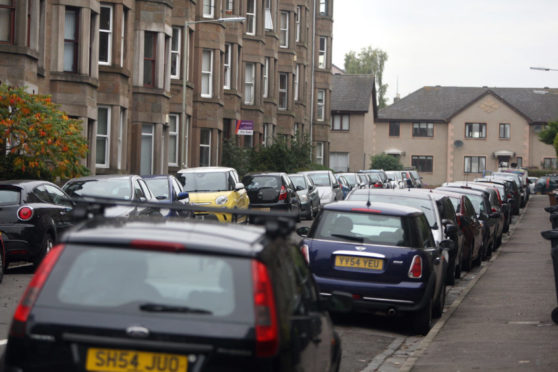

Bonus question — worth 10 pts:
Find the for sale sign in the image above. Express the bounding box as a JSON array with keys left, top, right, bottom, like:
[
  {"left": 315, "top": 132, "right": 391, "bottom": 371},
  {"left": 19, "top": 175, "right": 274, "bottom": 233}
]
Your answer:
[{"left": 235, "top": 120, "right": 254, "bottom": 135}]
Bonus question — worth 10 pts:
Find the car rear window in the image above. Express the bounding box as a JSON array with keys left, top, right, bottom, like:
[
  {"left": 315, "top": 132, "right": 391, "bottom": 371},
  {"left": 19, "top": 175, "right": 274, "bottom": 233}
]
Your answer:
[
  {"left": 39, "top": 245, "right": 254, "bottom": 322},
  {"left": 314, "top": 210, "right": 411, "bottom": 247},
  {"left": 289, "top": 175, "right": 306, "bottom": 189},
  {"left": 64, "top": 179, "right": 132, "bottom": 199},
  {"left": 307, "top": 173, "right": 331, "bottom": 186},
  {"left": 243, "top": 175, "right": 280, "bottom": 189},
  {"left": 145, "top": 178, "right": 170, "bottom": 199},
  {"left": 0, "top": 189, "right": 20, "bottom": 205},
  {"left": 180, "top": 172, "right": 228, "bottom": 192}
]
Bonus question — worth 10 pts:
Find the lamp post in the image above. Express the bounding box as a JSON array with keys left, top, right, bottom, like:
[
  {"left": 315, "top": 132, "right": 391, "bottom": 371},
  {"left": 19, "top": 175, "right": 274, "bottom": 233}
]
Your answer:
[
  {"left": 180, "top": 16, "right": 245, "bottom": 168},
  {"left": 530, "top": 66, "right": 558, "bottom": 72}
]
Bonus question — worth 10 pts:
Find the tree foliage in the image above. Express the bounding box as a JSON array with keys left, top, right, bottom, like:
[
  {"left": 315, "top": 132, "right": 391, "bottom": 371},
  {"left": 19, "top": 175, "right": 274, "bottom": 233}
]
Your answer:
[
  {"left": 344, "top": 46, "right": 389, "bottom": 108},
  {"left": 538, "top": 121, "right": 558, "bottom": 156},
  {"left": 369, "top": 154, "right": 403, "bottom": 171},
  {"left": 222, "top": 135, "right": 317, "bottom": 177},
  {"left": 0, "top": 84, "right": 89, "bottom": 181}
]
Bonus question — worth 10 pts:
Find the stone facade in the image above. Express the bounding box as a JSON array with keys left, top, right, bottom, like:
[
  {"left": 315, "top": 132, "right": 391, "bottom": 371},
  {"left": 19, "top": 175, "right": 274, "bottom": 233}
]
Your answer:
[{"left": 0, "top": 0, "right": 333, "bottom": 176}]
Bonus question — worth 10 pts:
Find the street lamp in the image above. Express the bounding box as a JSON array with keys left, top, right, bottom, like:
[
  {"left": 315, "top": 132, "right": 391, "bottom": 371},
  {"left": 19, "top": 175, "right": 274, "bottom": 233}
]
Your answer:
[
  {"left": 530, "top": 66, "right": 558, "bottom": 72},
  {"left": 180, "top": 16, "right": 245, "bottom": 168}
]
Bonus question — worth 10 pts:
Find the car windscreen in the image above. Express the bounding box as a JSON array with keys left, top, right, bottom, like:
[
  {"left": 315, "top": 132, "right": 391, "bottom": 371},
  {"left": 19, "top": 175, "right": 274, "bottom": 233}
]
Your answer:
[
  {"left": 64, "top": 179, "right": 132, "bottom": 199},
  {"left": 0, "top": 189, "right": 21, "bottom": 205},
  {"left": 243, "top": 175, "right": 280, "bottom": 190},
  {"left": 289, "top": 175, "right": 306, "bottom": 189},
  {"left": 38, "top": 245, "right": 254, "bottom": 322},
  {"left": 145, "top": 178, "right": 170, "bottom": 200},
  {"left": 346, "top": 193, "right": 436, "bottom": 228},
  {"left": 307, "top": 173, "right": 331, "bottom": 186},
  {"left": 181, "top": 172, "right": 228, "bottom": 192},
  {"left": 313, "top": 210, "right": 411, "bottom": 247}
]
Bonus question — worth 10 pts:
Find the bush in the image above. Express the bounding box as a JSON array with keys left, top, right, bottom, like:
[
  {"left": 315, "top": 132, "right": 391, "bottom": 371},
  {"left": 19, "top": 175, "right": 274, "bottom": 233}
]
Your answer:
[{"left": 369, "top": 154, "right": 403, "bottom": 170}]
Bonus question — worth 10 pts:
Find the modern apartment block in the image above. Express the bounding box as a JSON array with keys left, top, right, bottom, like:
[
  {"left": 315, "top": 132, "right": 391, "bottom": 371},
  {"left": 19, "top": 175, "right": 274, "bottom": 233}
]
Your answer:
[{"left": 0, "top": 0, "right": 333, "bottom": 176}]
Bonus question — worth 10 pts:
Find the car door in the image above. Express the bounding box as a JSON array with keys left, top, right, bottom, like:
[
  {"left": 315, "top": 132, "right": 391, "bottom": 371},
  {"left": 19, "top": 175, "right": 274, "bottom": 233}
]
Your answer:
[
  {"left": 230, "top": 170, "right": 250, "bottom": 209},
  {"left": 32, "top": 185, "right": 71, "bottom": 238},
  {"left": 42, "top": 184, "right": 74, "bottom": 234}
]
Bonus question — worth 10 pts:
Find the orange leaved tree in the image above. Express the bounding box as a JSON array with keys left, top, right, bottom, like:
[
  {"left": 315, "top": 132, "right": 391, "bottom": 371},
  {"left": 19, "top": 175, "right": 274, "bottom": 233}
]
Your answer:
[{"left": 0, "top": 84, "right": 89, "bottom": 181}]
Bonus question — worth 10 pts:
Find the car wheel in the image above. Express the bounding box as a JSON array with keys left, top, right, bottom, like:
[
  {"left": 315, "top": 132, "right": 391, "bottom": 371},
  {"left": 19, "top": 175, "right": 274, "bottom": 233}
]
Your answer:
[
  {"left": 433, "top": 281, "right": 446, "bottom": 319},
  {"left": 412, "top": 297, "right": 432, "bottom": 336},
  {"left": 34, "top": 233, "right": 54, "bottom": 268}
]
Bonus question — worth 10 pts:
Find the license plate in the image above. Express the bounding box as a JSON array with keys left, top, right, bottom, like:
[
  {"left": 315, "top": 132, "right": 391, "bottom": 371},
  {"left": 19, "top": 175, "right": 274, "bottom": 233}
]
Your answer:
[
  {"left": 86, "top": 348, "right": 188, "bottom": 372},
  {"left": 335, "top": 255, "right": 383, "bottom": 270}
]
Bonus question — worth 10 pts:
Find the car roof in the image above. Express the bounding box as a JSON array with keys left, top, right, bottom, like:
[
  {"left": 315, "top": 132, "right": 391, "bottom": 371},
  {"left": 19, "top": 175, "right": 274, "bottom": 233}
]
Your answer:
[
  {"left": 349, "top": 188, "right": 434, "bottom": 200},
  {"left": 323, "top": 200, "right": 424, "bottom": 217},
  {"left": 60, "top": 218, "right": 267, "bottom": 257},
  {"left": 244, "top": 172, "right": 286, "bottom": 176},
  {"left": 0, "top": 180, "right": 55, "bottom": 187},
  {"left": 65, "top": 174, "right": 138, "bottom": 182},
  {"left": 437, "top": 186, "right": 486, "bottom": 197},
  {"left": 177, "top": 166, "right": 234, "bottom": 174}
]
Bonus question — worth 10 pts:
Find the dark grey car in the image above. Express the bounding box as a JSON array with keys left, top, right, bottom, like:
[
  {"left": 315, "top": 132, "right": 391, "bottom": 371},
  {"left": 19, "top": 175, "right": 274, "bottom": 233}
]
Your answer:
[{"left": 288, "top": 173, "right": 321, "bottom": 219}]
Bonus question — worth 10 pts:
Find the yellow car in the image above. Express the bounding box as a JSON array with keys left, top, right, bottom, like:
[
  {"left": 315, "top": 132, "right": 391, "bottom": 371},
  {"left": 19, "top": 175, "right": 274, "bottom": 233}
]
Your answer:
[{"left": 176, "top": 167, "right": 250, "bottom": 223}]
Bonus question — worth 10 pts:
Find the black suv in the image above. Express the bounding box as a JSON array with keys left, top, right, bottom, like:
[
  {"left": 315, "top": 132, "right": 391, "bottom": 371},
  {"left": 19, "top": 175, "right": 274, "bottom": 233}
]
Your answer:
[{"left": 4, "top": 207, "right": 348, "bottom": 372}]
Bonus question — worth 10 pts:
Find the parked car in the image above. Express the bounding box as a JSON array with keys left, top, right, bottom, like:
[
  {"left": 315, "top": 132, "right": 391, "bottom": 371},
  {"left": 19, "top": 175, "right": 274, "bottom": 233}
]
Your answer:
[
  {"left": 4, "top": 211, "right": 349, "bottom": 371},
  {"left": 409, "top": 170, "right": 423, "bottom": 188},
  {"left": 345, "top": 188, "right": 460, "bottom": 285},
  {"left": 297, "top": 200, "right": 448, "bottom": 335},
  {"left": 298, "top": 170, "right": 343, "bottom": 205},
  {"left": 436, "top": 185, "right": 499, "bottom": 262},
  {"left": 242, "top": 172, "right": 301, "bottom": 221},
  {"left": 400, "top": 170, "right": 419, "bottom": 188},
  {"left": 358, "top": 169, "right": 390, "bottom": 188},
  {"left": 335, "top": 172, "right": 367, "bottom": 190},
  {"left": 63, "top": 174, "right": 159, "bottom": 218},
  {"left": 177, "top": 167, "right": 250, "bottom": 223},
  {"left": 472, "top": 179, "right": 513, "bottom": 233},
  {"left": 528, "top": 176, "right": 538, "bottom": 194},
  {"left": 288, "top": 173, "right": 321, "bottom": 220},
  {"left": 479, "top": 176, "right": 521, "bottom": 215},
  {"left": 534, "top": 174, "right": 558, "bottom": 194},
  {"left": 385, "top": 170, "right": 406, "bottom": 189},
  {"left": 334, "top": 174, "right": 352, "bottom": 199},
  {"left": 143, "top": 175, "right": 191, "bottom": 217},
  {"left": 0, "top": 180, "right": 75, "bottom": 269},
  {"left": 432, "top": 189, "right": 484, "bottom": 272},
  {"left": 491, "top": 171, "right": 526, "bottom": 207}
]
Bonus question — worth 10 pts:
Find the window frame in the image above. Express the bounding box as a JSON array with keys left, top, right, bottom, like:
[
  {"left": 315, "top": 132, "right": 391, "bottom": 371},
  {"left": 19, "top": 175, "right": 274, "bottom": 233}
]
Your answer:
[
  {"left": 141, "top": 124, "right": 154, "bottom": 175},
  {"left": 294, "top": 64, "right": 299, "bottom": 101},
  {"left": 64, "top": 7, "right": 80, "bottom": 73},
  {"left": 168, "top": 114, "right": 179, "bottom": 167},
  {"left": 389, "top": 121, "right": 400, "bottom": 137},
  {"left": 99, "top": 4, "right": 113, "bottom": 66},
  {"left": 264, "top": 0, "right": 273, "bottom": 30},
  {"left": 224, "top": 43, "right": 232, "bottom": 89},
  {"left": 499, "top": 123, "right": 510, "bottom": 139},
  {"left": 543, "top": 158, "right": 558, "bottom": 169},
  {"left": 412, "top": 122, "right": 434, "bottom": 137},
  {"left": 263, "top": 57, "right": 269, "bottom": 98},
  {"left": 203, "top": 0, "right": 215, "bottom": 18},
  {"left": 170, "top": 26, "right": 181, "bottom": 79},
  {"left": 318, "top": 36, "right": 327, "bottom": 68},
  {"left": 201, "top": 49, "right": 213, "bottom": 98},
  {"left": 0, "top": 0, "right": 15, "bottom": 45},
  {"left": 244, "top": 62, "right": 255, "bottom": 105},
  {"left": 316, "top": 89, "right": 325, "bottom": 121},
  {"left": 246, "top": 0, "right": 256, "bottom": 35},
  {"left": 120, "top": 10, "right": 126, "bottom": 67},
  {"left": 411, "top": 155, "right": 433, "bottom": 173},
  {"left": 143, "top": 31, "right": 157, "bottom": 87},
  {"left": 279, "top": 72, "right": 288, "bottom": 110},
  {"left": 332, "top": 114, "right": 349, "bottom": 131},
  {"left": 465, "top": 122, "right": 487, "bottom": 139},
  {"left": 225, "top": 0, "right": 234, "bottom": 14},
  {"left": 96, "top": 106, "right": 111, "bottom": 168},
  {"left": 464, "top": 156, "right": 486, "bottom": 173},
  {"left": 319, "top": 0, "right": 328, "bottom": 16},
  {"left": 315, "top": 142, "right": 324, "bottom": 165},
  {"left": 279, "top": 11, "right": 289, "bottom": 48},
  {"left": 295, "top": 6, "right": 301, "bottom": 42}
]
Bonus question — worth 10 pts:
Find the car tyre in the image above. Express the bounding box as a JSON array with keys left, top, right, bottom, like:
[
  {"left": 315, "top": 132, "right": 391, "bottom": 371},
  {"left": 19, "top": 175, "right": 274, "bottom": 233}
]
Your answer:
[
  {"left": 552, "top": 307, "right": 558, "bottom": 325},
  {"left": 34, "top": 233, "right": 54, "bottom": 268},
  {"left": 463, "top": 240, "right": 474, "bottom": 271},
  {"left": 412, "top": 297, "right": 432, "bottom": 336},
  {"left": 433, "top": 281, "right": 446, "bottom": 319}
]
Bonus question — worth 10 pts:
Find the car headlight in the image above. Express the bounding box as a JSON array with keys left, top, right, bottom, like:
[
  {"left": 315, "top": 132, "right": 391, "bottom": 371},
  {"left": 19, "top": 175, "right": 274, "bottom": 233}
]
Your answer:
[
  {"left": 215, "top": 195, "right": 228, "bottom": 205},
  {"left": 300, "top": 194, "right": 308, "bottom": 202}
]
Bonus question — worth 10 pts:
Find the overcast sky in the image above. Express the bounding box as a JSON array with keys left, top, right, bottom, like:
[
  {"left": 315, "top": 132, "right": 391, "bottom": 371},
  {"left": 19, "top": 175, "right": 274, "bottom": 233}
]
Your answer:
[{"left": 332, "top": 0, "right": 558, "bottom": 105}]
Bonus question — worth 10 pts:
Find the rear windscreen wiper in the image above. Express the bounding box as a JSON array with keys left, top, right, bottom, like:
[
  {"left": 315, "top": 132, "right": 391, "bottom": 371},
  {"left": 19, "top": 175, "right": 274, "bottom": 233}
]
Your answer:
[
  {"left": 139, "top": 303, "right": 212, "bottom": 315},
  {"left": 331, "top": 233, "right": 364, "bottom": 242}
]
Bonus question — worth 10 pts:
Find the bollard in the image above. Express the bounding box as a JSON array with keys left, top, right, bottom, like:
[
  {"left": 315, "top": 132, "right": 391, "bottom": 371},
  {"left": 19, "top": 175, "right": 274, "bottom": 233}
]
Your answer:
[{"left": 540, "top": 229, "right": 558, "bottom": 324}]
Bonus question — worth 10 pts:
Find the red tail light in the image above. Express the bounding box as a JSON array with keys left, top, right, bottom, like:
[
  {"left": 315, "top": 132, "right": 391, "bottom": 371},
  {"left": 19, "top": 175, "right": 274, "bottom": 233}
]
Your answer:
[
  {"left": 278, "top": 185, "right": 287, "bottom": 201},
  {"left": 17, "top": 206, "right": 34, "bottom": 221},
  {"left": 252, "top": 260, "right": 278, "bottom": 357},
  {"left": 491, "top": 207, "right": 497, "bottom": 212},
  {"left": 408, "top": 255, "right": 422, "bottom": 279},
  {"left": 300, "top": 244, "right": 310, "bottom": 263},
  {"left": 10, "top": 244, "right": 65, "bottom": 338},
  {"left": 374, "top": 182, "right": 382, "bottom": 188}
]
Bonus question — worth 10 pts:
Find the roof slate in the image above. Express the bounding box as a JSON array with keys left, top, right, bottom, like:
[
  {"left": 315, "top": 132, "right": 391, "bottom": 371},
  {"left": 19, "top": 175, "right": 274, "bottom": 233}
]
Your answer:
[
  {"left": 331, "top": 74, "right": 375, "bottom": 112},
  {"left": 377, "top": 86, "right": 558, "bottom": 123}
]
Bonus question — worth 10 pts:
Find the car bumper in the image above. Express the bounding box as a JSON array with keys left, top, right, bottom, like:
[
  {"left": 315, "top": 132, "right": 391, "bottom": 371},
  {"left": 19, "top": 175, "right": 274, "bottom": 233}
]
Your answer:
[
  {"left": 0, "top": 224, "right": 42, "bottom": 260},
  {"left": 314, "top": 274, "right": 434, "bottom": 313}
]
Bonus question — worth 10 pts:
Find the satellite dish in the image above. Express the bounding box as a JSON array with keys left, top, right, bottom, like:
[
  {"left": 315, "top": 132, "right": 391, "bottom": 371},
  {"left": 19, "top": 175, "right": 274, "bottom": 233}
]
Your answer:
[{"left": 454, "top": 140, "right": 463, "bottom": 148}]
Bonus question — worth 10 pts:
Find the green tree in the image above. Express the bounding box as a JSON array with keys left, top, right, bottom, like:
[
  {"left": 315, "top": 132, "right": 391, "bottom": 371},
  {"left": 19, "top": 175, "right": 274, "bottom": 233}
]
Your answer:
[
  {"left": 344, "top": 46, "right": 389, "bottom": 108},
  {"left": 539, "top": 120, "right": 558, "bottom": 156},
  {"left": 0, "top": 84, "right": 89, "bottom": 181},
  {"left": 369, "top": 154, "right": 403, "bottom": 170}
]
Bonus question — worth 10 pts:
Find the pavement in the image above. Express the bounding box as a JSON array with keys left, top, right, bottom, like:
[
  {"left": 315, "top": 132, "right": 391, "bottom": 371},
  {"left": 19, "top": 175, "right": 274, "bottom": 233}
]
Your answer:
[{"left": 397, "top": 194, "right": 558, "bottom": 371}]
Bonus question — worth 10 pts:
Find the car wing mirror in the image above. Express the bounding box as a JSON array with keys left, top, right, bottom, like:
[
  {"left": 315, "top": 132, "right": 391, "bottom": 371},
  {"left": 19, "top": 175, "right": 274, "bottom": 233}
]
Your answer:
[
  {"left": 235, "top": 182, "right": 245, "bottom": 191},
  {"left": 444, "top": 223, "right": 459, "bottom": 239},
  {"left": 296, "top": 226, "right": 310, "bottom": 237},
  {"left": 177, "top": 191, "right": 189, "bottom": 200},
  {"left": 296, "top": 185, "right": 304, "bottom": 191}
]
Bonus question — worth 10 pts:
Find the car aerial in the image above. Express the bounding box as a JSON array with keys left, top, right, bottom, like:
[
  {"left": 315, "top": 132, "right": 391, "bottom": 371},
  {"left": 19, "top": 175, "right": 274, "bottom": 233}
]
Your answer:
[
  {"left": 534, "top": 174, "right": 558, "bottom": 195},
  {"left": 358, "top": 169, "right": 390, "bottom": 188},
  {"left": 177, "top": 166, "right": 250, "bottom": 223},
  {"left": 432, "top": 189, "right": 484, "bottom": 272},
  {"left": 242, "top": 172, "right": 302, "bottom": 221},
  {"left": 296, "top": 200, "right": 448, "bottom": 335},
  {"left": 288, "top": 173, "right": 321, "bottom": 220},
  {"left": 0, "top": 180, "right": 75, "bottom": 270},
  {"left": 63, "top": 174, "right": 159, "bottom": 217},
  {"left": 436, "top": 185, "right": 500, "bottom": 262},
  {"left": 345, "top": 188, "right": 459, "bottom": 285},
  {"left": 4, "top": 207, "right": 350, "bottom": 372},
  {"left": 142, "top": 175, "right": 191, "bottom": 217},
  {"left": 298, "top": 170, "right": 343, "bottom": 205},
  {"left": 334, "top": 174, "right": 351, "bottom": 199}
]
